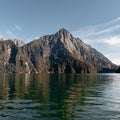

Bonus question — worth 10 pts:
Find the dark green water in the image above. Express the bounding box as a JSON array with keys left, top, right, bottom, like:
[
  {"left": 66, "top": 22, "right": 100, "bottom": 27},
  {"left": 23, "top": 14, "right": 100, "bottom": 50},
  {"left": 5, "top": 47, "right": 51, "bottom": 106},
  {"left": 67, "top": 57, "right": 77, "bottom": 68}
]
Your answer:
[{"left": 0, "top": 73, "right": 120, "bottom": 120}]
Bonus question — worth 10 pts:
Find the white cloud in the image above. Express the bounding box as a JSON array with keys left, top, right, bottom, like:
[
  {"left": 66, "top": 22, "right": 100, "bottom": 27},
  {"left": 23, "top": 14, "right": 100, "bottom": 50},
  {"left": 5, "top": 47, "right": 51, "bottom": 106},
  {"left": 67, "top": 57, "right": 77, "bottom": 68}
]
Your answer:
[
  {"left": 72, "top": 17, "right": 120, "bottom": 65},
  {"left": 112, "top": 59, "right": 120, "bottom": 65},
  {"left": 6, "top": 30, "right": 15, "bottom": 38},
  {"left": 102, "top": 36, "right": 120, "bottom": 45},
  {"left": 14, "top": 24, "right": 22, "bottom": 31},
  {"left": 34, "top": 37, "right": 39, "bottom": 39},
  {"left": 89, "top": 36, "right": 120, "bottom": 46}
]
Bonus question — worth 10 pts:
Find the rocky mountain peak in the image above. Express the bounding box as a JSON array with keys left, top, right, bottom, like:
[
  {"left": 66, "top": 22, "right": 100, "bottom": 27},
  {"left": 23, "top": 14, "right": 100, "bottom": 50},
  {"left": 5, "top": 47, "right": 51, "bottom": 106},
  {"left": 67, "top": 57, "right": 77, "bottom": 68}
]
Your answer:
[
  {"left": 55, "top": 28, "right": 72, "bottom": 38},
  {"left": 0, "top": 38, "right": 25, "bottom": 47},
  {"left": 0, "top": 28, "right": 117, "bottom": 73},
  {"left": 57, "top": 28, "right": 70, "bottom": 34}
]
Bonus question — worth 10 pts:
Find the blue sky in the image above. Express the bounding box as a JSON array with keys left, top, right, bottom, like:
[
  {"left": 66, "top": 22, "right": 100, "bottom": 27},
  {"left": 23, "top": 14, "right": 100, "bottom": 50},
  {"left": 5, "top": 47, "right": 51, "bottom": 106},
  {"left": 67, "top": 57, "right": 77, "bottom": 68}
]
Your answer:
[{"left": 0, "top": 0, "right": 120, "bottom": 65}]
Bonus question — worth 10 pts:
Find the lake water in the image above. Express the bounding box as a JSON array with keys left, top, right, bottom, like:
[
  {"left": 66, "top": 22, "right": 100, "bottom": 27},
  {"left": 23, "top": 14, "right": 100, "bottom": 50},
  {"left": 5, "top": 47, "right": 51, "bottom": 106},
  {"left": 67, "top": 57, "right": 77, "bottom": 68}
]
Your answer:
[{"left": 0, "top": 73, "right": 120, "bottom": 120}]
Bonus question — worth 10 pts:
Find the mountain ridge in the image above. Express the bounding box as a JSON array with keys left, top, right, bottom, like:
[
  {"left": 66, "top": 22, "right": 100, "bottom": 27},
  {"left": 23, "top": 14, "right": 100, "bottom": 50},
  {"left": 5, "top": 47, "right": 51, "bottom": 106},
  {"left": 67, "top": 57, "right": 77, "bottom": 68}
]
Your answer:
[
  {"left": 0, "top": 38, "right": 25, "bottom": 47},
  {"left": 0, "top": 28, "right": 117, "bottom": 73}
]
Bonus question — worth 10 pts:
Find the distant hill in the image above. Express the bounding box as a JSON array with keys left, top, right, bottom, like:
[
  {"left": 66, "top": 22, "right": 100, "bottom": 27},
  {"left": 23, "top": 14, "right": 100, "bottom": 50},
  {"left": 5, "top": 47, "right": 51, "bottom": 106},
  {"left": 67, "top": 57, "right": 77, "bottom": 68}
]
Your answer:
[
  {"left": 0, "top": 28, "right": 117, "bottom": 73},
  {"left": 0, "top": 38, "right": 25, "bottom": 47}
]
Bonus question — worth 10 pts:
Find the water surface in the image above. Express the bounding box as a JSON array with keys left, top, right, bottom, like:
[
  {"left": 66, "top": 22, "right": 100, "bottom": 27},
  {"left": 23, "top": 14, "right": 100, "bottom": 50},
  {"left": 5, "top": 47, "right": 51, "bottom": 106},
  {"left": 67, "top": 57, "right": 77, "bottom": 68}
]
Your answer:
[{"left": 0, "top": 73, "right": 120, "bottom": 119}]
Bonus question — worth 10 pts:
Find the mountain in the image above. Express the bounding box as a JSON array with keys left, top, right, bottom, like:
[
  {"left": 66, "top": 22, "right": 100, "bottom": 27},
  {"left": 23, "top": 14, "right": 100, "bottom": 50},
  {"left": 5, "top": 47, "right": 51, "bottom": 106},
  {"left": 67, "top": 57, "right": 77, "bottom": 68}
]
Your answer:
[
  {"left": 116, "top": 66, "right": 120, "bottom": 73},
  {"left": 0, "top": 28, "right": 117, "bottom": 73},
  {"left": 0, "top": 38, "right": 25, "bottom": 47}
]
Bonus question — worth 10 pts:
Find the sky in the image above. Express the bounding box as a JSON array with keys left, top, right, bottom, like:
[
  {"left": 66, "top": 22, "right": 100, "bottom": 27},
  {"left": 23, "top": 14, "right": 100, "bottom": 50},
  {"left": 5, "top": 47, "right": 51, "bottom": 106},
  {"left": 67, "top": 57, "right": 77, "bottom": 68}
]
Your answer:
[{"left": 0, "top": 0, "right": 120, "bottom": 65}]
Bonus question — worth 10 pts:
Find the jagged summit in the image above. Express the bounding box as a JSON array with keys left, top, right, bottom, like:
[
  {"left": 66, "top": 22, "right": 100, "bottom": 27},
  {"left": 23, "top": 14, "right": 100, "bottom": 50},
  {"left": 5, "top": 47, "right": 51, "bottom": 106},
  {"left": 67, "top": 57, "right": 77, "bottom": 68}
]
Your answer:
[
  {"left": 55, "top": 28, "right": 72, "bottom": 37},
  {"left": 57, "top": 28, "right": 70, "bottom": 33},
  {"left": 0, "top": 38, "right": 25, "bottom": 47}
]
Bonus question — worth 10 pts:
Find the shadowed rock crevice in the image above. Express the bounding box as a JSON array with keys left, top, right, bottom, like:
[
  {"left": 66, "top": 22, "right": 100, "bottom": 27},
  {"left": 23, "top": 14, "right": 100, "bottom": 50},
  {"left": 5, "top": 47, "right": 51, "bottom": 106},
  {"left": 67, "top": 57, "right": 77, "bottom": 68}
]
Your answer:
[{"left": 9, "top": 45, "right": 18, "bottom": 64}]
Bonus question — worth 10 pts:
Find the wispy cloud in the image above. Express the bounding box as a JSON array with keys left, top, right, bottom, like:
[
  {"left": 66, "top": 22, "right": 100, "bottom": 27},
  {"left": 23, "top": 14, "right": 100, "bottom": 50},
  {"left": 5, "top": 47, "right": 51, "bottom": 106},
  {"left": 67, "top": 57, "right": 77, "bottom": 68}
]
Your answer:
[
  {"left": 0, "top": 24, "right": 37, "bottom": 43},
  {"left": 14, "top": 24, "right": 22, "bottom": 31},
  {"left": 73, "top": 17, "right": 120, "bottom": 41},
  {"left": 0, "top": 24, "right": 24, "bottom": 40},
  {"left": 98, "top": 36, "right": 120, "bottom": 45},
  {"left": 6, "top": 30, "right": 15, "bottom": 38},
  {"left": 72, "top": 17, "right": 120, "bottom": 65}
]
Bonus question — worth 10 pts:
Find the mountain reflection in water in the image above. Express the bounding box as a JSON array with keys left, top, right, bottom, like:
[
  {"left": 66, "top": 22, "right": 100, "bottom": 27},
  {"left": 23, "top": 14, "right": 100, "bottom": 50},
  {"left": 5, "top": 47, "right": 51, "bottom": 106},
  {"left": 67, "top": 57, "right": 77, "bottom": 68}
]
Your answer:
[{"left": 0, "top": 73, "right": 120, "bottom": 120}]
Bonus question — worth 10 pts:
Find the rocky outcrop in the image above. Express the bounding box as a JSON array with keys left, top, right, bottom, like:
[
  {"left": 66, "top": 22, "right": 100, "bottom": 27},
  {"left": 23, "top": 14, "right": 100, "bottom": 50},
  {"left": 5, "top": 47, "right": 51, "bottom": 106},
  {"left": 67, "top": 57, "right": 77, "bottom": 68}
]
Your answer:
[
  {"left": 0, "top": 38, "right": 25, "bottom": 47},
  {"left": 0, "top": 40, "right": 18, "bottom": 72},
  {"left": 0, "top": 28, "right": 117, "bottom": 73}
]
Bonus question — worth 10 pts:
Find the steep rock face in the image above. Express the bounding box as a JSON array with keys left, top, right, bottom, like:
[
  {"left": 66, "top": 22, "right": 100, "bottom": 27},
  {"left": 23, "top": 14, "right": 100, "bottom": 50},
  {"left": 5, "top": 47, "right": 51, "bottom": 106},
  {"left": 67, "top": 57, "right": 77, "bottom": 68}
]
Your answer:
[
  {"left": 0, "top": 28, "right": 117, "bottom": 73},
  {"left": 0, "top": 40, "right": 18, "bottom": 73},
  {"left": 55, "top": 28, "right": 117, "bottom": 72},
  {"left": 15, "top": 29, "right": 96, "bottom": 73},
  {"left": 116, "top": 66, "right": 120, "bottom": 73}
]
